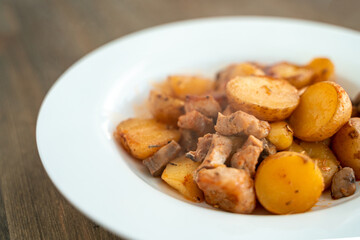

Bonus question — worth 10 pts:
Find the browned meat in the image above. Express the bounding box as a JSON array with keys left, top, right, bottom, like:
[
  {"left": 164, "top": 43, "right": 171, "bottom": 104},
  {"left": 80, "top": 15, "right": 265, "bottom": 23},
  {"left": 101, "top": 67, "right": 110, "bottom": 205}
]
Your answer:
[
  {"left": 179, "top": 129, "right": 198, "bottom": 152},
  {"left": 215, "top": 111, "right": 270, "bottom": 139},
  {"left": 259, "top": 138, "right": 277, "bottom": 160},
  {"left": 215, "top": 63, "right": 265, "bottom": 92},
  {"left": 178, "top": 110, "right": 215, "bottom": 136},
  {"left": 143, "top": 140, "right": 181, "bottom": 176},
  {"left": 184, "top": 95, "right": 221, "bottom": 118},
  {"left": 222, "top": 105, "right": 234, "bottom": 116},
  {"left": 209, "top": 91, "right": 228, "bottom": 110},
  {"left": 186, "top": 133, "right": 213, "bottom": 162},
  {"left": 231, "top": 135, "right": 263, "bottom": 177},
  {"left": 331, "top": 167, "right": 356, "bottom": 199},
  {"left": 196, "top": 167, "right": 256, "bottom": 214},
  {"left": 196, "top": 133, "right": 233, "bottom": 172}
]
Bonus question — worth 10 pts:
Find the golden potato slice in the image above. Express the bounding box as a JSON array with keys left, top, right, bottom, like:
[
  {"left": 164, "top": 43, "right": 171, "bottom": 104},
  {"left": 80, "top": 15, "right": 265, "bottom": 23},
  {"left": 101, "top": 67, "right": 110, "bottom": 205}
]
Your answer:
[
  {"left": 226, "top": 76, "right": 300, "bottom": 121},
  {"left": 114, "top": 118, "right": 181, "bottom": 159},
  {"left": 268, "top": 62, "right": 315, "bottom": 89},
  {"left": 332, "top": 118, "right": 360, "bottom": 179},
  {"left": 266, "top": 121, "right": 294, "bottom": 150},
  {"left": 307, "top": 57, "right": 335, "bottom": 83},
  {"left": 148, "top": 90, "right": 184, "bottom": 125},
  {"left": 299, "top": 141, "right": 340, "bottom": 189},
  {"left": 255, "top": 152, "right": 324, "bottom": 214},
  {"left": 161, "top": 155, "right": 204, "bottom": 202},
  {"left": 168, "top": 75, "right": 214, "bottom": 99},
  {"left": 289, "top": 81, "right": 352, "bottom": 141},
  {"left": 286, "top": 141, "right": 306, "bottom": 154}
]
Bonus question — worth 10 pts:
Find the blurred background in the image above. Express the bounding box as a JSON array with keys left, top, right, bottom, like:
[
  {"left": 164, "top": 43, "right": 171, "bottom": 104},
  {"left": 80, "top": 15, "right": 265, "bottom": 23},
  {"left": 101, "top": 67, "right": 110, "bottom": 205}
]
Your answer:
[{"left": 1, "top": 0, "right": 360, "bottom": 239}]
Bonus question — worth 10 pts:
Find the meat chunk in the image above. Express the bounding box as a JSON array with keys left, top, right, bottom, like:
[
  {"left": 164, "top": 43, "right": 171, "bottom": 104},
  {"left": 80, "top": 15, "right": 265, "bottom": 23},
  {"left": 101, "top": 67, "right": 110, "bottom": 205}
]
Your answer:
[
  {"left": 186, "top": 134, "right": 213, "bottom": 162},
  {"left": 178, "top": 110, "right": 215, "bottom": 136},
  {"left": 196, "top": 167, "right": 256, "bottom": 214},
  {"left": 331, "top": 167, "right": 356, "bottom": 199},
  {"left": 231, "top": 135, "right": 263, "bottom": 177},
  {"left": 222, "top": 105, "right": 234, "bottom": 116},
  {"left": 184, "top": 95, "right": 221, "bottom": 118},
  {"left": 143, "top": 140, "right": 181, "bottom": 176},
  {"left": 209, "top": 91, "right": 228, "bottom": 110},
  {"left": 196, "top": 133, "right": 232, "bottom": 172},
  {"left": 215, "top": 111, "right": 270, "bottom": 139},
  {"left": 259, "top": 138, "right": 277, "bottom": 160},
  {"left": 179, "top": 129, "right": 198, "bottom": 152}
]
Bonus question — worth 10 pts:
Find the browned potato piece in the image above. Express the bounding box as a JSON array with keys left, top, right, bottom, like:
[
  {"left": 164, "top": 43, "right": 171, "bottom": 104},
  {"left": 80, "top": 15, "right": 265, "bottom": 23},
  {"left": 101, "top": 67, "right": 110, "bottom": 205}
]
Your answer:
[
  {"left": 266, "top": 121, "right": 294, "bottom": 150},
  {"left": 286, "top": 141, "right": 306, "bottom": 154},
  {"left": 114, "top": 118, "right": 181, "bottom": 159},
  {"left": 148, "top": 90, "right": 184, "bottom": 125},
  {"left": 168, "top": 75, "right": 214, "bottom": 99},
  {"left": 215, "top": 63, "right": 265, "bottom": 91},
  {"left": 289, "top": 81, "right": 352, "bottom": 141},
  {"left": 268, "top": 62, "right": 315, "bottom": 89},
  {"left": 161, "top": 155, "right": 204, "bottom": 202},
  {"left": 226, "top": 76, "right": 300, "bottom": 121},
  {"left": 255, "top": 152, "right": 324, "bottom": 214},
  {"left": 332, "top": 118, "right": 360, "bottom": 179},
  {"left": 299, "top": 141, "right": 340, "bottom": 189},
  {"left": 307, "top": 58, "right": 335, "bottom": 83}
]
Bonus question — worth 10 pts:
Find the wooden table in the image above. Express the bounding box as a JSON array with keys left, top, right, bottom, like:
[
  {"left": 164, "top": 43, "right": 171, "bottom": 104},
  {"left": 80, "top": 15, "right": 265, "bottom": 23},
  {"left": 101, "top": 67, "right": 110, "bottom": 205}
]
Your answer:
[{"left": 1, "top": 0, "right": 360, "bottom": 239}]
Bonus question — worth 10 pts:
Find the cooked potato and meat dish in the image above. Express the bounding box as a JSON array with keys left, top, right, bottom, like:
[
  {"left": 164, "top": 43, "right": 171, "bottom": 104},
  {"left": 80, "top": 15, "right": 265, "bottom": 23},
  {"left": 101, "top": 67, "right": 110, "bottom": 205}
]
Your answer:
[{"left": 114, "top": 57, "right": 359, "bottom": 215}]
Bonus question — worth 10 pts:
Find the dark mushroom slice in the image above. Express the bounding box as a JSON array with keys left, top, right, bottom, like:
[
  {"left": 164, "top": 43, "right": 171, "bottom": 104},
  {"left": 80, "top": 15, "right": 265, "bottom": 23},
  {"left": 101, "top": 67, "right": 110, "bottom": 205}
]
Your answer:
[
  {"left": 186, "top": 133, "right": 213, "bottom": 162},
  {"left": 184, "top": 95, "right": 222, "bottom": 119},
  {"left": 331, "top": 167, "right": 356, "bottom": 199}
]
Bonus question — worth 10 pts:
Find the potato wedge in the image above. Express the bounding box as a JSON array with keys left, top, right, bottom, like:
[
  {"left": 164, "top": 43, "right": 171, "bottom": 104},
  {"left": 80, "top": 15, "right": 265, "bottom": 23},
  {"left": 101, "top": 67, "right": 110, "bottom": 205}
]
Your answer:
[
  {"left": 266, "top": 121, "right": 294, "bottom": 150},
  {"left": 114, "top": 118, "right": 181, "bottom": 159},
  {"left": 226, "top": 76, "right": 300, "bottom": 121},
  {"left": 299, "top": 141, "right": 340, "bottom": 189},
  {"left": 307, "top": 57, "right": 335, "bottom": 83},
  {"left": 289, "top": 81, "right": 352, "bottom": 141},
  {"left": 268, "top": 62, "right": 314, "bottom": 89},
  {"left": 332, "top": 118, "right": 360, "bottom": 179},
  {"left": 148, "top": 90, "right": 184, "bottom": 125},
  {"left": 255, "top": 152, "right": 324, "bottom": 214},
  {"left": 215, "top": 63, "right": 265, "bottom": 91},
  {"left": 161, "top": 155, "right": 204, "bottom": 202},
  {"left": 168, "top": 75, "right": 214, "bottom": 99}
]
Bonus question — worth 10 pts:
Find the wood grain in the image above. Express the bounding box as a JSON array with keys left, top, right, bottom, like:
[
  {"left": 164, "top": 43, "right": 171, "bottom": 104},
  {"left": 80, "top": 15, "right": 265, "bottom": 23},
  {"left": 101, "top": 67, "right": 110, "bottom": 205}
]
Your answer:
[{"left": 0, "top": 0, "right": 359, "bottom": 239}]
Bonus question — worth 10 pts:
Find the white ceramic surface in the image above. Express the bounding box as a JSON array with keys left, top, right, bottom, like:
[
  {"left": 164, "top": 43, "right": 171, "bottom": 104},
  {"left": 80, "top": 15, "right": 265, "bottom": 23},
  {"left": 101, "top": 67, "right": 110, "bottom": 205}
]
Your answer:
[{"left": 36, "top": 17, "right": 360, "bottom": 239}]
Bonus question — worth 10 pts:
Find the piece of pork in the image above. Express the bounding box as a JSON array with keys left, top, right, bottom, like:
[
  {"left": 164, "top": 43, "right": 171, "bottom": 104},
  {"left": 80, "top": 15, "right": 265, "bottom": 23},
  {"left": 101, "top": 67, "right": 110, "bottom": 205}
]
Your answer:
[
  {"left": 196, "top": 133, "right": 233, "bottom": 172},
  {"left": 231, "top": 135, "right": 263, "bottom": 178},
  {"left": 331, "top": 167, "right": 356, "bottom": 199},
  {"left": 196, "top": 167, "right": 256, "bottom": 214},
  {"left": 215, "top": 111, "right": 270, "bottom": 139},
  {"left": 143, "top": 140, "right": 181, "bottom": 177},
  {"left": 179, "top": 129, "right": 198, "bottom": 152},
  {"left": 186, "top": 134, "right": 213, "bottom": 162},
  {"left": 178, "top": 110, "right": 215, "bottom": 136},
  {"left": 184, "top": 95, "right": 221, "bottom": 119},
  {"left": 222, "top": 105, "right": 234, "bottom": 116}
]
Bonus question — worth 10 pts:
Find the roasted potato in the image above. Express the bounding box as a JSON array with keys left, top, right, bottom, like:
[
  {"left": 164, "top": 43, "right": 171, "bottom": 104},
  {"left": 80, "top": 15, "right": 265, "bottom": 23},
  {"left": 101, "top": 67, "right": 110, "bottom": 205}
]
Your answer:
[
  {"left": 299, "top": 141, "right": 340, "bottom": 189},
  {"left": 267, "top": 62, "right": 315, "bottom": 89},
  {"left": 255, "top": 152, "right": 324, "bottom": 214},
  {"left": 114, "top": 118, "right": 181, "bottom": 159},
  {"left": 161, "top": 155, "right": 204, "bottom": 202},
  {"left": 286, "top": 141, "right": 306, "bottom": 154},
  {"left": 332, "top": 118, "right": 360, "bottom": 179},
  {"left": 266, "top": 121, "right": 294, "bottom": 150},
  {"left": 168, "top": 75, "right": 214, "bottom": 99},
  {"left": 226, "top": 76, "right": 300, "bottom": 121},
  {"left": 148, "top": 90, "right": 184, "bottom": 125},
  {"left": 307, "top": 57, "right": 335, "bottom": 83},
  {"left": 215, "top": 63, "right": 265, "bottom": 91},
  {"left": 289, "top": 81, "right": 352, "bottom": 141}
]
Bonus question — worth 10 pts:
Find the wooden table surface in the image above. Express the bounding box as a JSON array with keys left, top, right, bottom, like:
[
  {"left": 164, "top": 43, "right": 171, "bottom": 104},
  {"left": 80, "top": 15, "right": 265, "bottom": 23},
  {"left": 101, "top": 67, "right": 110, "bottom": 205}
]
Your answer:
[{"left": 1, "top": 0, "right": 360, "bottom": 239}]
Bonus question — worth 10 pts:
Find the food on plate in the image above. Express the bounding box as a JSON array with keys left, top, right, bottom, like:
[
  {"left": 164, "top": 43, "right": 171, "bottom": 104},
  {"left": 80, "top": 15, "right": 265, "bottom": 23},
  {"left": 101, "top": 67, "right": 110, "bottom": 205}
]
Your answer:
[
  {"left": 114, "top": 118, "right": 180, "bottom": 159},
  {"left": 226, "top": 76, "right": 300, "bottom": 121},
  {"left": 289, "top": 81, "right": 352, "bottom": 141},
  {"left": 162, "top": 155, "right": 204, "bottom": 202},
  {"left": 331, "top": 167, "right": 356, "bottom": 199},
  {"left": 332, "top": 118, "right": 360, "bottom": 179},
  {"left": 114, "top": 57, "right": 358, "bottom": 215},
  {"left": 255, "top": 152, "right": 324, "bottom": 214},
  {"left": 266, "top": 121, "right": 294, "bottom": 150}
]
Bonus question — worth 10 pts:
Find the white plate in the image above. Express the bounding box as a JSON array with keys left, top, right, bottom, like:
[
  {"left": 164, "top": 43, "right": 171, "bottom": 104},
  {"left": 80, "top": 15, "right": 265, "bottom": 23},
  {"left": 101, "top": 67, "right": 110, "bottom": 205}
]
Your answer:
[{"left": 36, "top": 17, "right": 360, "bottom": 239}]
